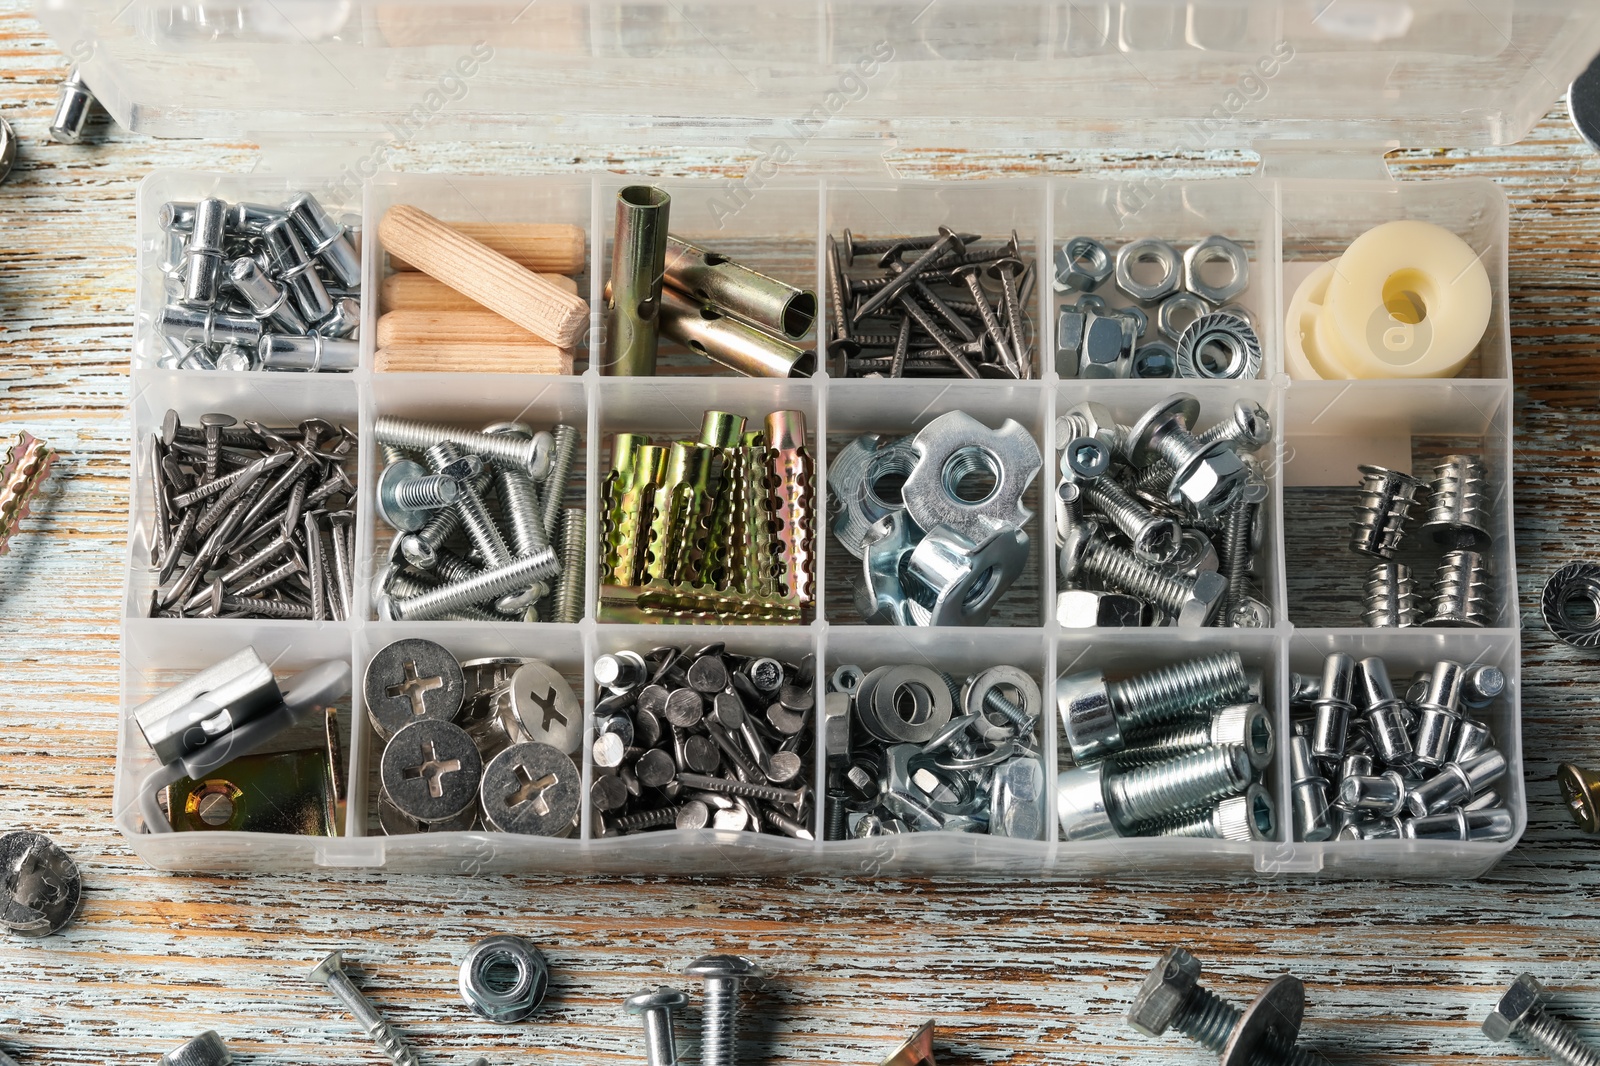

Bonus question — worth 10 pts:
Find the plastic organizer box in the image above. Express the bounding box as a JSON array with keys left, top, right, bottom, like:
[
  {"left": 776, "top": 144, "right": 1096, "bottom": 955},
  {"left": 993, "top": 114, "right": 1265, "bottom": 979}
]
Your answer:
[{"left": 53, "top": 0, "right": 1600, "bottom": 879}]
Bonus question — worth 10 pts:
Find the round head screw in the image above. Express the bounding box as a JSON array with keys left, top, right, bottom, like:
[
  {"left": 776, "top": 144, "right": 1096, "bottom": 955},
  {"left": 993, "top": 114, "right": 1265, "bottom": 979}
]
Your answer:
[
  {"left": 1128, "top": 947, "right": 1203, "bottom": 1036},
  {"left": 626, "top": 986, "right": 690, "bottom": 1066},
  {"left": 685, "top": 954, "right": 768, "bottom": 1066}
]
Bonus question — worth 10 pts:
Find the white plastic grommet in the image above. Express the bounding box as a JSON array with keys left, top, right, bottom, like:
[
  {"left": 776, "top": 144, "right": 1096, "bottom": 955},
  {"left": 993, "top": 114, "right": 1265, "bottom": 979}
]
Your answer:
[{"left": 1284, "top": 259, "right": 1345, "bottom": 380}]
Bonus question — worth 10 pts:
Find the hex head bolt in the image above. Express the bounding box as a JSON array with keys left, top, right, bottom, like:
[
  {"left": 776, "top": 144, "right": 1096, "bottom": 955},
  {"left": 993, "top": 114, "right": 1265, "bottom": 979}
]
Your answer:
[
  {"left": 626, "top": 986, "right": 690, "bottom": 1066},
  {"left": 308, "top": 950, "right": 421, "bottom": 1066},
  {"left": 1349, "top": 464, "right": 1424, "bottom": 559},
  {"left": 1483, "top": 975, "right": 1600, "bottom": 1066},
  {"left": 1128, "top": 947, "right": 1321, "bottom": 1066},
  {"left": 1065, "top": 530, "right": 1229, "bottom": 628},
  {"left": 376, "top": 416, "right": 554, "bottom": 481},
  {"left": 684, "top": 955, "right": 768, "bottom": 1066},
  {"left": 1411, "top": 659, "right": 1465, "bottom": 768},
  {"left": 1309, "top": 652, "right": 1356, "bottom": 760},
  {"left": 1125, "top": 394, "right": 1248, "bottom": 518}
]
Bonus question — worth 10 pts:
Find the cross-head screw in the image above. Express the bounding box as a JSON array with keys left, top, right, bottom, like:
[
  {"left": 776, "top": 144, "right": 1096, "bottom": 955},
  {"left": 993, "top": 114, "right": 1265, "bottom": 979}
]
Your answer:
[{"left": 685, "top": 954, "right": 768, "bottom": 1066}]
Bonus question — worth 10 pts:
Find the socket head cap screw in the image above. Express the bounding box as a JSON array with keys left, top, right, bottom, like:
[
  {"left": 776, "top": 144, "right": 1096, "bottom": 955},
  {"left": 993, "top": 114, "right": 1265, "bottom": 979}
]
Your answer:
[
  {"left": 684, "top": 954, "right": 768, "bottom": 981},
  {"left": 625, "top": 986, "right": 690, "bottom": 1014},
  {"left": 1127, "top": 947, "right": 1202, "bottom": 1037},
  {"left": 1057, "top": 670, "right": 1120, "bottom": 763},
  {"left": 1060, "top": 436, "right": 1112, "bottom": 482},
  {"left": 1483, "top": 973, "right": 1544, "bottom": 1042}
]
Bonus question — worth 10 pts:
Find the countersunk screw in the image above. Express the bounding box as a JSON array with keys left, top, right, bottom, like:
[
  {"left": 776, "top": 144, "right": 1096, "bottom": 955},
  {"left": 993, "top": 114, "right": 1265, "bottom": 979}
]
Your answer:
[
  {"left": 625, "top": 986, "right": 689, "bottom": 1066},
  {"left": 1127, "top": 947, "right": 1319, "bottom": 1066},
  {"left": 308, "top": 950, "right": 421, "bottom": 1066},
  {"left": 1483, "top": 974, "right": 1600, "bottom": 1066},
  {"left": 684, "top": 954, "right": 768, "bottom": 1066}
]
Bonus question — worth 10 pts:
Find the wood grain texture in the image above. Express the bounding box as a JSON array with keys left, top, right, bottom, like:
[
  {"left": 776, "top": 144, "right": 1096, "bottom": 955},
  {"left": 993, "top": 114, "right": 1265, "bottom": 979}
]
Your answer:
[
  {"left": 0, "top": 10, "right": 1599, "bottom": 1065},
  {"left": 378, "top": 205, "right": 590, "bottom": 347},
  {"left": 375, "top": 309, "right": 562, "bottom": 349},
  {"left": 381, "top": 271, "right": 579, "bottom": 311},
  {"left": 375, "top": 344, "right": 575, "bottom": 375},
  {"left": 387, "top": 221, "right": 588, "bottom": 276}
]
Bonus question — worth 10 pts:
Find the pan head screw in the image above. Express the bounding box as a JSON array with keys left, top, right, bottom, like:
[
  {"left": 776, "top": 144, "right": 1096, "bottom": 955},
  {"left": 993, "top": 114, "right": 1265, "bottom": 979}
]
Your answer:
[
  {"left": 685, "top": 954, "right": 768, "bottom": 1066},
  {"left": 626, "top": 986, "right": 690, "bottom": 1066}
]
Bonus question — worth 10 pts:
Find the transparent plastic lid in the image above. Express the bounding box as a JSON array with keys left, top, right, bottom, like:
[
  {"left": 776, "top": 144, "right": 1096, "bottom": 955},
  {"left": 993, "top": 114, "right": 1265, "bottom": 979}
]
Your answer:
[{"left": 39, "top": 1, "right": 1600, "bottom": 154}]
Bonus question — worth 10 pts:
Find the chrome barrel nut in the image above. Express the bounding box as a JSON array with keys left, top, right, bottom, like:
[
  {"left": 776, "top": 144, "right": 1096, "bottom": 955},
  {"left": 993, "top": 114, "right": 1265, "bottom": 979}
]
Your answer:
[
  {"left": 901, "top": 411, "right": 1041, "bottom": 545},
  {"left": 901, "top": 523, "right": 1030, "bottom": 627},
  {"left": 1182, "top": 235, "right": 1250, "bottom": 304},
  {"left": 460, "top": 934, "right": 550, "bottom": 1023}
]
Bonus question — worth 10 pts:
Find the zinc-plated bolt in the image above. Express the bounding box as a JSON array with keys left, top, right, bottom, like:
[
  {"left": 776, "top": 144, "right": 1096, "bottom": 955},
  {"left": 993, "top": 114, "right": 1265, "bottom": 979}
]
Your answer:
[
  {"left": 308, "top": 950, "right": 421, "bottom": 1066},
  {"left": 625, "top": 986, "right": 689, "bottom": 1066},
  {"left": 159, "top": 1031, "right": 230, "bottom": 1066},
  {"left": 684, "top": 955, "right": 768, "bottom": 1066},
  {"left": 379, "top": 565, "right": 502, "bottom": 623},
  {"left": 1195, "top": 399, "right": 1272, "bottom": 452},
  {"left": 1105, "top": 746, "right": 1253, "bottom": 830},
  {"left": 541, "top": 424, "right": 580, "bottom": 540},
  {"left": 1065, "top": 531, "right": 1228, "bottom": 627},
  {"left": 1483, "top": 974, "right": 1600, "bottom": 1066},
  {"left": 375, "top": 415, "right": 554, "bottom": 480},
  {"left": 1083, "top": 475, "right": 1183, "bottom": 563},
  {"left": 554, "top": 507, "right": 586, "bottom": 623},
  {"left": 1127, "top": 947, "right": 1319, "bottom": 1066},
  {"left": 378, "top": 549, "right": 560, "bottom": 621},
  {"left": 375, "top": 458, "right": 459, "bottom": 532}
]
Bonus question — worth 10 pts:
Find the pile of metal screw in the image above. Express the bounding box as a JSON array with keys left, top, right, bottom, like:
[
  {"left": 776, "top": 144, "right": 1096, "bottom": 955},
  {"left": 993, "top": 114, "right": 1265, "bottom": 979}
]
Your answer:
[
  {"left": 1055, "top": 653, "right": 1277, "bottom": 841},
  {"left": 600, "top": 409, "right": 815, "bottom": 624},
  {"left": 155, "top": 192, "right": 361, "bottom": 372},
  {"left": 1056, "top": 234, "right": 1259, "bottom": 380},
  {"left": 588, "top": 644, "right": 815, "bottom": 837},
  {"left": 835, "top": 410, "right": 1042, "bottom": 626},
  {"left": 365, "top": 639, "right": 583, "bottom": 835},
  {"left": 1127, "top": 947, "right": 1331, "bottom": 1064},
  {"left": 1356, "top": 454, "right": 1496, "bottom": 627},
  {"left": 146, "top": 410, "right": 357, "bottom": 619},
  {"left": 1289, "top": 652, "right": 1514, "bottom": 843},
  {"left": 825, "top": 227, "right": 1035, "bottom": 378},
  {"left": 821, "top": 662, "right": 1046, "bottom": 839},
  {"left": 371, "top": 415, "right": 582, "bottom": 623},
  {"left": 1055, "top": 393, "right": 1270, "bottom": 628}
]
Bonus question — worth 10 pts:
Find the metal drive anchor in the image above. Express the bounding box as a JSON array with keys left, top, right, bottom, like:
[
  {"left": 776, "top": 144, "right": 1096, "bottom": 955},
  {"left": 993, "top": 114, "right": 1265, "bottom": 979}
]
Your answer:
[{"left": 128, "top": 648, "right": 351, "bottom": 834}]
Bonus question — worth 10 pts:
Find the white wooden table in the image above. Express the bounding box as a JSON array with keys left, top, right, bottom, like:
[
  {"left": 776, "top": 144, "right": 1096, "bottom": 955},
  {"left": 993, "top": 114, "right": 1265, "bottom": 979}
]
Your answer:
[{"left": 1, "top": 8, "right": 1599, "bottom": 1064}]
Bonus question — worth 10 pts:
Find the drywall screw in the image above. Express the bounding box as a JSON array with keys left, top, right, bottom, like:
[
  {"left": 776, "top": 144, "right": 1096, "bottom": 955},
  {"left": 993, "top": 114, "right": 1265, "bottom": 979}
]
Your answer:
[
  {"left": 625, "top": 986, "right": 690, "bottom": 1066},
  {"left": 554, "top": 507, "right": 586, "bottom": 623},
  {"left": 684, "top": 955, "right": 768, "bottom": 1066},
  {"left": 541, "top": 424, "right": 580, "bottom": 540},
  {"left": 1349, "top": 464, "right": 1424, "bottom": 559},
  {"left": 1128, "top": 947, "right": 1319, "bottom": 1066},
  {"left": 1482, "top": 974, "right": 1600, "bottom": 1066},
  {"left": 380, "top": 549, "right": 559, "bottom": 621},
  {"left": 308, "top": 950, "right": 420, "bottom": 1066},
  {"left": 674, "top": 772, "right": 806, "bottom": 809},
  {"left": 375, "top": 415, "right": 554, "bottom": 480}
]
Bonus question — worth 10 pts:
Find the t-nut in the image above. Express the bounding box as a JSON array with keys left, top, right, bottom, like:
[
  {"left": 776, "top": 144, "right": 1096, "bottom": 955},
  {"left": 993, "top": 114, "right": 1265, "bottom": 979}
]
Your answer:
[
  {"left": 1054, "top": 764, "right": 1116, "bottom": 840},
  {"left": 1056, "top": 669, "right": 1121, "bottom": 764}
]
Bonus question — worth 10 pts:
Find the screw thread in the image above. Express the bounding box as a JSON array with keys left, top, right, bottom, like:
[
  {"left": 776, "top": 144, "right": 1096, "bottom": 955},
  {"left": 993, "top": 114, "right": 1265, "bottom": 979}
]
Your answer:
[
  {"left": 1107, "top": 745, "right": 1250, "bottom": 829},
  {"left": 612, "top": 805, "right": 681, "bottom": 833},
  {"left": 494, "top": 461, "right": 550, "bottom": 556},
  {"left": 675, "top": 772, "right": 804, "bottom": 807},
  {"left": 554, "top": 507, "right": 586, "bottom": 623},
  {"left": 392, "top": 473, "right": 457, "bottom": 511},
  {"left": 540, "top": 424, "right": 580, "bottom": 540},
  {"left": 1110, "top": 652, "right": 1249, "bottom": 733},
  {"left": 1174, "top": 984, "right": 1242, "bottom": 1052},
  {"left": 700, "top": 978, "right": 739, "bottom": 1066},
  {"left": 1151, "top": 422, "right": 1208, "bottom": 474},
  {"left": 403, "top": 500, "right": 464, "bottom": 569},
  {"left": 390, "top": 550, "right": 560, "bottom": 620},
  {"left": 1222, "top": 497, "right": 1255, "bottom": 617},
  {"left": 1422, "top": 454, "right": 1490, "bottom": 534},
  {"left": 375, "top": 416, "right": 546, "bottom": 474},
  {"left": 1081, "top": 539, "right": 1193, "bottom": 616},
  {"left": 425, "top": 441, "right": 513, "bottom": 567},
  {"left": 824, "top": 793, "right": 848, "bottom": 841},
  {"left": 1195, "top": 419, "right": 1242, "bottom": 451},
  {"left": 1153, "top": 806, "right": 1224, "bottom": 839},
  {"left": 1133, "top": 460, "right": 1175, "bottom": 498},
  {"left": 1519, "top": 1006, "right": 1600, "bottom": 1066},
  {"left": 983, "top": 687, "right": 1028, "bottom": 729},
  {"left": 1363, "top": 562, "right": 1419, "bottom": 627},
  {"left": 379, "top": 443, "right": 408, "bottom": 466},
  {"left": 384, "top": 570, "right": 502, "bottom": 622},
  {"left": 1112, "top": 721, "right": 1215, "bottom": 769},
  {"left": 1084, "top": 478, "right": 1178, "bottom": 560},
  {"left": 1348, "top": 465, "right": 1423, "bottom": 558},
  {"left": 1429, "top": 550, "right": 1493, "bottom": 627},
  {"left": 218, "top": 595, "right": 312, "bottom": 620},
  {"left": 320, "top": 971, "right": 421, "bottom": 1066}
]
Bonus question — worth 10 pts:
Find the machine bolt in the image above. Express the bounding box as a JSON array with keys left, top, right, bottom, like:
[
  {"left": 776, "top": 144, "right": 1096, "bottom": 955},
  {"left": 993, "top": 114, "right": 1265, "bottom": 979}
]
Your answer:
[
  {"left": 684, "top": 954, "right": 768, "bottom": 1066},
  {"left": 1127, "top": 947, "right": 1321, "bottom": 1066},
  {"left": 375, "top": 415, "right": 554, "bottom": 480},
  {"left": 1482, "top": 974, "right": 1600, "bottom": 1066}
]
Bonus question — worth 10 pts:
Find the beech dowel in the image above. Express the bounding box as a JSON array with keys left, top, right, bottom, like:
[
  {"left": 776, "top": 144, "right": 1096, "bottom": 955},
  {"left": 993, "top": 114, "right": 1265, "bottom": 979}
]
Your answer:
[
  {"left": 377, "top": 205, "right": 589, "bottom": 348},
  {"left": 381, "top": 271, "right": 578, "bottom": 312},
  {"left": 386, "top": 219, "right": 586, "bottom": 275},
  {"left": 374, "top": 344, "right": 574, "bottom": 375},
  {"left": 376, "top": 309, "right": 570, "bottom": 349}
]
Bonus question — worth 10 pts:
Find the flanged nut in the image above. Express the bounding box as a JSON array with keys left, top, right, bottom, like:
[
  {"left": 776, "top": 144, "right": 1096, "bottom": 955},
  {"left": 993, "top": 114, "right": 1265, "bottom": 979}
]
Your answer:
[
  {"left": 901, "top": 410, "right": 1041, "bottom": 544},
  {"left": 1055, "top": 236, "right": 1114, "bottom": 292},
  {"left": 1175, "top": 312, "right": 1262, "bottom": 380},
  {"left": 1115, "top": 238, "right": 1182, "bottom": 303},
  {"left": 1183, "top": 235, "right": 1250, "bottom": 304},
  {"left": 1542, "top": 561, "right": 1600, "bottom": 648},
  {"left": 460, "top": 934, "right": 550, "bottom": 1023}
]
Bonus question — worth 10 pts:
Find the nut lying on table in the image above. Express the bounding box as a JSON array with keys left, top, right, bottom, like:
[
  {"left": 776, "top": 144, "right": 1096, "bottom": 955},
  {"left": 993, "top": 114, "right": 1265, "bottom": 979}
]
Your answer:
[
  {"left": 155, "top": 191, "right": 361, "bottom": 372},
  {"left": 145, "top": 411, "right": 357, "bottom": 619}
]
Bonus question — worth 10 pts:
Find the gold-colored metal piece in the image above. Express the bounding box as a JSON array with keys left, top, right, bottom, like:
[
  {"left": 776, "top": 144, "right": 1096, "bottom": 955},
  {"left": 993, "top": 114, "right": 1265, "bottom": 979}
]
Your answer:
[
  {"left": 325, "top": 705, "right": 347, "bottom": 833},
  {"left": 698, "top": 410, "right": 746, "bottom": 449},
  {"left": 604, "top": 439, "right": 666, "bottom": 587},
  {"left": 168, "top": 749, "right": 339, "bottom": 835},
  {"left": 1558, "top": 763, "right": 1600, "bottom": 833},
  {"left": 735, "top": 430, "right": 780, "bottom": 597},
  {"left": 765, "top": 410, "right": 815, "bottom": 605},
  {"left": 598, "top": 583, "right": 802, "bottom": 624},
  {"left": 881, "top": 1021, "right": 937, "bottom": 1066},
  {"left": 642, "top": 441, "right": 715, "bottom": 586},
  {"left": 0, "top": 432, "right": 56, "bottom": 557}
]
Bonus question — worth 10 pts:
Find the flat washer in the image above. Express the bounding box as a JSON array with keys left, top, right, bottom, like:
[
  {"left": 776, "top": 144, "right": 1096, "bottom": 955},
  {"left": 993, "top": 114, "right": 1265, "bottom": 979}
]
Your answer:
[
  {"left": 380, "top": 719, "right": 482, "bottom": 823},
  {"left": 867, "top": 665, "right": 954, "bottom": 744},
  {"left": 364, "top": 638, "right": 465, "bottom": 742},
  {"left": 964, "top": 665, "right": 1042, "bottom": 725},
  {"left": 479, "top": 742, "right": 581, "bottom": 836},
  {"left": 0, "top": 830, "right": 82, "bottom": 938}
]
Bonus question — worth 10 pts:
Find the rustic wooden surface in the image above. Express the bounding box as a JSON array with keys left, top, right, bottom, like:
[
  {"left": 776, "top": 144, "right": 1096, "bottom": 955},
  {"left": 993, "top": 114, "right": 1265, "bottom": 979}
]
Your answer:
[{"left": 3, "top": 9, "right": 1600, "bottom": 1066}]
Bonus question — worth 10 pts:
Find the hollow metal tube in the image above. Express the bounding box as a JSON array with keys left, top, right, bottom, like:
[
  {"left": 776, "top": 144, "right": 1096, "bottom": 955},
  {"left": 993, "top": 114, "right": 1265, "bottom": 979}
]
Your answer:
[
  {"left": 602, "top": 185, "right": 671, "bottom": 376},
  {"left": 659, "top": 288, "right": 810, "bottom": 378},
  {"left": 663, "top": 235, "right": 816, "bottom": 338}
]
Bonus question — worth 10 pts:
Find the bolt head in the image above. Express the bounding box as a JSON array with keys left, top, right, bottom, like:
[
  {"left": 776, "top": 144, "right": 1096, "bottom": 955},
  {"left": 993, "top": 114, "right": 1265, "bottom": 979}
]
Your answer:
[
  {"left": 1127, "top": 948, "right": 1202, "bottom": 1037},
  {"left": 684, "top": 953, "right": 768, "bottom": 981},
  {"left": 1171, "top": 446, "right": 1248, "bottom": 518},
  {"left": 1056, "top": 589, "right": 1142, "bottom": 628},
  {"left": 1057, "top": 519, "right": 1099, "bottom": 581},
  {"left": 400, "top": 532, "right": 438, "bottom": 570},
  {"left": 375, "top": 459, "right": 429, "bottom": 532},
  {"left": 1062, "top": 400, "right": 1121, "bottom": 451},
  {"left": 1060, "top": 436, "right": 1112, "bottom": 482},
  {"left": 375, "top": 593, "right": 397, "bottom": 622},
  {"left": 625, "top": 985, "right": 690, "bottom": 1015},
  {"left": 1127, "top": 394, "right": 1202, "bottom": 468},
  {"left": 308, "top": 949, "right": 347, "bottom": 985},
  {"left": 1056, "top": 670, "right": 1123, "bottom": 762},
  {"left": 1177, "top": 570, "right": 1230, "bottom": 627},
  {"left": 440, "top": 455, "right": 486, "bottom": 483},
  {"left": 1230, "top": 597, "right": 1273, "bottom": 629},
  {"left": 1054, "top": 765, "right": 1115, "bottom": 840},
  {"left": 1484, "top": 974, "right": 1545, "bottom": 1041}
]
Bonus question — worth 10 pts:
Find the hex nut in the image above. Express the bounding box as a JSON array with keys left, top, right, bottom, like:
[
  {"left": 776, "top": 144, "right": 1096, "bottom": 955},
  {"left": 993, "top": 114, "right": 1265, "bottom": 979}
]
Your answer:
[
  {"left": 1157, "top": 291, "right": 1211, "bottom": 344},
  {"left": 1115, "top": 238, "right": 1183, "bottom": 303},
  {"left": 1177, "top": 570, "right": 1231, "bottom": 628},
  {"left": 1127, "top": 947, "right": 1202, "bottom": 1036},
  {"left": 1183, "top": 235, "right": 1250, "bottom": 305},
  {"left": 1056, "top": 236, "right": 1114, "bottom": 292},
  {"left": 1079, "top": 314, "right": 1127, "bottom": 378},
  {"left": 1131, "top": 341, "right": 1178, "bottom": 378},
  {"left": 1483, "top": 974, "right": 1544, "bottom": 1042},
  {"left": 460, "top": 934, "right": 550, "bottom": 1023}
]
